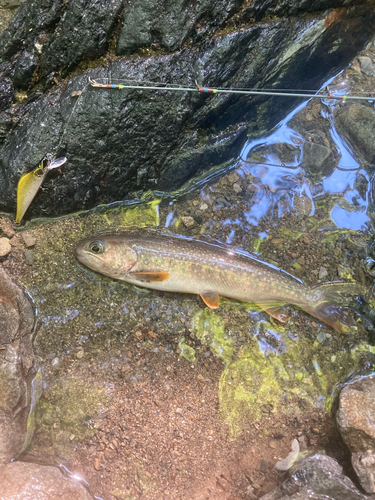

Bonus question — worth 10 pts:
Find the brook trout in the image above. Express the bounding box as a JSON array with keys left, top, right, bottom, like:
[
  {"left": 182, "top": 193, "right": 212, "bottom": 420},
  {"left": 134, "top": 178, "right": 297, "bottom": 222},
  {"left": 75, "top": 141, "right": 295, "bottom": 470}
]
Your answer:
[{"left": 75, "top": 232, "right": 364, "bottom": 332}]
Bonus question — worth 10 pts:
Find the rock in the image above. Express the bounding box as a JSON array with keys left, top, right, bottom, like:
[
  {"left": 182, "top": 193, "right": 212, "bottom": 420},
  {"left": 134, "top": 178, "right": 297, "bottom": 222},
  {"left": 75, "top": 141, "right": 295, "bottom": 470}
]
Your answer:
[
  {"left": 117, "top": 0, "right": 242, "bottom": 53},
  {"left": 0, "top": 461, "right": 94, "bottom": 499},
  {"left": 0, "top": 218, "right": 15, "bottom": 237},
  {"left": 0, "top": 4, "right": 374, "bottom": 216},
  {"left": 358, "top": 56, "right": 374, "bottom": 76},
  {"left": 0, "top": 0, "right": 25, "bottom": 8},
  {"left": 318, "top": 266, "right": 328, "bottom": 279},
  {"left": 260, "top": 453, "right": 367, "bottom": 500},
  {"left": 0, "top": 237, "right": 11, "bottom": 256},
  {"left": 181, "top": 216, "right": 195, "bottom": 227},
  {"left": 336, "top": 373, "right": 375, "bottom": 493},
  {"left": 301, "top": 141, "right": 334, "bottom": 177},
  {"left": 335, "top": 104, "right": 375, "bottom": 164},
  {"left": 0, "top": 267, "right": 37, "bottom": 463},
  {"left": 21, "top": 232, "right": 36, "bottom": 248}
]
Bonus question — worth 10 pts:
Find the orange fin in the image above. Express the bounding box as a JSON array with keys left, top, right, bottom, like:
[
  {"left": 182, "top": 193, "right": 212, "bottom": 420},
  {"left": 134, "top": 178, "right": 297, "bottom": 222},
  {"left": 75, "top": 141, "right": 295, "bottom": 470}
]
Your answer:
[
  {"left": 256, "top": 303, "right": 288, "bottom": 323},
  {"left": 200, "top": 291, "right": 220, "bottom": 309},
  {"left": 129, "top": 271, "right": 170, "bottom": 282}
]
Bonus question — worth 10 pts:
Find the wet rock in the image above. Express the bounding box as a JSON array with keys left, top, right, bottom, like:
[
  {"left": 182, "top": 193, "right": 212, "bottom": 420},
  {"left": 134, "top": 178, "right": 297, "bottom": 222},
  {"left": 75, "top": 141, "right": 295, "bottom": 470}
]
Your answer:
[
  {"left": 0, "top": 0, "right": 25, "bottom": 8},
  {"left": 335, "top": 104, "right": 375, "bottom": 164},
  {"left": 0, "top": 461, "right": 94, "bottom": 499},
  {"left": 260, "top": 453, "right": 367, "bottom": 500},
  {"left": 117, "top": 0, "right": 242, "bottom": 54},
  {"left": 0, "top": 5, "right": 374, "bottom": 216},
  {"left": 336, "top": 373, "right": 375, "bottom": 493},
  {"left": 0, "top": 267, "right": 37, "bottom": 463},
  {"left": 358, "top": 56, "right": 374, "bottom": 76},
  {"left": 301, "top": 141, "right": 334, "bottom": 178}
]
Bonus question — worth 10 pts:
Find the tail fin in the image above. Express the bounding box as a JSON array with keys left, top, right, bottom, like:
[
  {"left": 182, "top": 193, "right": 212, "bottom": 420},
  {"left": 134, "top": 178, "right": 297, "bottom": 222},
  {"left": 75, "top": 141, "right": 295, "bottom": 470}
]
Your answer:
[{"left": 302, "top": 282, "right": 366, "bottom": 332}]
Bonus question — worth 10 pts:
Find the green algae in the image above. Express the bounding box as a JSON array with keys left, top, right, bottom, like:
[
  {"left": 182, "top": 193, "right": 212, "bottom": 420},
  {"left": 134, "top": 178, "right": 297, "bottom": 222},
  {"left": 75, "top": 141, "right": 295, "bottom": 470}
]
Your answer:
[
  {"left": 192, "top": 309, "right": 375, "bottom": 438},
  {"left": 34, "top": 376, "right": 107, "bottom": 457},
  {"left": 192, "top": 309, "right": 235, "bottom": 364},
  {"left": 178, "top": 337, "right": 196, "bottom": 362}
]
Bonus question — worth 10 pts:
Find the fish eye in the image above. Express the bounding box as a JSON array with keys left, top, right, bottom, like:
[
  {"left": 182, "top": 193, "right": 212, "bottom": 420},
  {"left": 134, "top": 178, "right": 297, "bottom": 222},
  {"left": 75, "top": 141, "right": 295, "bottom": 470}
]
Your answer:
[{"left": 89, "top": 241, "right": 105, "bottom": 254}]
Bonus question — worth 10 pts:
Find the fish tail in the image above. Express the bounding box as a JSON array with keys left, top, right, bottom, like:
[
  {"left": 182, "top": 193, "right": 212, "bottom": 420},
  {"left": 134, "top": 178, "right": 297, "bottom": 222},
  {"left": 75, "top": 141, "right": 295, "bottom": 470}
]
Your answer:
[{"left": 302, "top": 282, "right": 366, "bottom": 332}]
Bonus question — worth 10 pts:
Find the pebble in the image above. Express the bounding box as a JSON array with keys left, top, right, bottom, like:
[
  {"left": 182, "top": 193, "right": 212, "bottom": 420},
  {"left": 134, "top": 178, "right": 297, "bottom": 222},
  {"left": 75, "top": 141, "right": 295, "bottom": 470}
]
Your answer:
[
  {"left": 22, "top": 232, "right": 36, "bottom": 248},
  {"left": 318, "top": 267, "right": 328, "bottom": 279},
  {"left": 233, "top": 182, "right": 242, "bottom": 193},
  {"left": 0, "top": 219, "right": 15, "bottom": 238},
  {"left": 0, "top": 237, "right": 11, "bottom": 257},
  {"left": 228, "top": 171, "right": 239, "bottom": 183},
  {"left": 358, "top": 56, "right": 374, "bottom": 76},
  {"left": 94, "top": 457, "right": 100, "bottom": 470},
  {"left": 269, "top": 440, "right": 277, "bottom": 449},
  {"left": 181, "top": 216, "right": 195, "bottom": 227},
  {"left": 76, "top": 350, "right": 84, "bottom": 359},
  {"left": 199, "top": 203, "right": 208, "bottom": 211},
  {"left": 25, "top": 249, "right": 34, "bottom": 266}
]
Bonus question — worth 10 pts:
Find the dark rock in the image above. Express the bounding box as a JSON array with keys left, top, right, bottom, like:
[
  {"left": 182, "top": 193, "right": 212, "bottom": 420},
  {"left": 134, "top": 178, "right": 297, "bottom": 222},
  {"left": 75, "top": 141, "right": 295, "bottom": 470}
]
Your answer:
[
  {"left": 301, "top": 141, "right": 334, "bottom": 178},
  {"left": 0, "top": 266, "right": 37, "bottom": 464},
  {"left": 0, "top": 461, "right": 94, "bottom": 499},
  {"left": 0, "top": 112, "right": 12, "bottom": 147},
  {"left": 13, "top": 50, "right": 36, "bottom": 90},
  {"left": 336, "top": 373, "right": 375, "bottom": 493},
  {"left": 335, "top": 104, "right": 375, "bottom": 164},
  {"left": 0, "top": 65, "right": 14, "bottom": 113},
  {"left": 117, "top": 0, "right": 242, "bottom": 54},
  {"left": 260, "top": 453, "right": 367, "bottom": 500},
  {"left": 0, "top": 5, "right": 374, "bottom": 217}
]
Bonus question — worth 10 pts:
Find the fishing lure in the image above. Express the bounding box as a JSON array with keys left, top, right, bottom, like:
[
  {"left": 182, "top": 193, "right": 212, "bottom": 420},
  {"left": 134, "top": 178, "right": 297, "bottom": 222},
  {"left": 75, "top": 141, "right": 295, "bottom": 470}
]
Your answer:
[{"left": 16, "top": 156, "right": 67, "bottom": 224}]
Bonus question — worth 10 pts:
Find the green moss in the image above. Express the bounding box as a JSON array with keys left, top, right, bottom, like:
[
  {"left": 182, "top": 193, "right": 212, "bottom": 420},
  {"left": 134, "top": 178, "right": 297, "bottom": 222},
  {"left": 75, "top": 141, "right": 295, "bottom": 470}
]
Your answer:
[
  {"left": 192, "top": 310, "right": 375, "bottom": 438},
  {"left": 192, "top": 309, "right": 235, "bottom": 364},
  {"left": 178, "top": 337, "right": 196, "bottom": 362},
  {"left": 35, "top": 376, "right": 107, "bottom": 457}
]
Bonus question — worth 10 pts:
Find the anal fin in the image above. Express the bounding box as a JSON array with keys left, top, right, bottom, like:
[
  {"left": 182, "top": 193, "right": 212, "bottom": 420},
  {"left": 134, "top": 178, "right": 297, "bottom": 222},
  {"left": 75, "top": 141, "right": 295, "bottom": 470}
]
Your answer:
[
  {"left": 255, "top": 303, "right": 288, "bottom": 323},
  {"left": 129, "top": 271, "right": 170, "bottom": 282},
  {"left": 200, "top": 291, "right": 220, "bottom": 309}
]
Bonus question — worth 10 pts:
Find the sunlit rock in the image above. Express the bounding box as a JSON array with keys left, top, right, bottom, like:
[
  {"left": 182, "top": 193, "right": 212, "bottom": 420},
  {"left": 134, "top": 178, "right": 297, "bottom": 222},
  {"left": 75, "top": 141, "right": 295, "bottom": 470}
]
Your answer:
[
  {"left": 0, "top": 461, "right": 94, "bottom": 500},
  {"left": 0, "top": 267, "right": 37, "bottom": 464}
]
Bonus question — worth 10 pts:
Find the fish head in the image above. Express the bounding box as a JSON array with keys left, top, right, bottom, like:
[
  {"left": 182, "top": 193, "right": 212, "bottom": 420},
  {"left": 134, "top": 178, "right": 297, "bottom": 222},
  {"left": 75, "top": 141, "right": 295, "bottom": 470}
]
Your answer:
[{"left": 75, "top": 235, "right": 138, "bottom": 280}]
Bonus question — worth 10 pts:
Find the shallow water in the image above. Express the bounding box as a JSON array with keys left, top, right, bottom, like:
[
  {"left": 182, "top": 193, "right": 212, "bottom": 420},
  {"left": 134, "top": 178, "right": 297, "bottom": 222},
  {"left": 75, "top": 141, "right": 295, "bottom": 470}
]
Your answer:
[{"left": 6, "top": 68, "right": 375, "bottom": 498}]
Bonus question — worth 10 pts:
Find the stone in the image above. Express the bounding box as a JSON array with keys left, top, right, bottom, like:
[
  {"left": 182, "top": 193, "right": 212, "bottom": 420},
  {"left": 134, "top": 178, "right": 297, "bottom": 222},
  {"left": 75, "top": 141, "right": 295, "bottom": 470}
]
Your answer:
[
  {"left": 0, "top": 218, "right": 15, "bottom": 238},
  {"left": 301, "top": 141, "right": 334, "bottom": 177},
  {"left": 335, "top": 104, "right": 375, "bottom": 164},
  {"left": 181, "top": 216, "right": 195, "bottom": 227},
  {"left": 318, "top": 266, "right": 328, "bottom": 279},
  {"left": 0, "top": 237, "right": 11, "bottom": 256},
  {"left": 260, "top": 453, "right": 367, "bottom": 500},
  {"left": 0, "top": 461, "right": 94, "bottom": 499},
  {"left": 0, "top": 267, "right": 37, "bottom": 463},
  {"left": 336, "top": 374, "right": 375, "bottom": 493},
  {"left": 358, "top": 56, "right": 374, "bottom": 76},
  {"left": 21, "top": 232, "right": 36, "bottom": 248}
]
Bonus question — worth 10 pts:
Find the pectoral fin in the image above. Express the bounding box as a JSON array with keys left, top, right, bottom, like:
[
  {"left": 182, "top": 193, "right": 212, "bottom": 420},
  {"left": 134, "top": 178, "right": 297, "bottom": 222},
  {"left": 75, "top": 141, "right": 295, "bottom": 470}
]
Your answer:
[
  {"left": 200, "top": 291, "right": 220, "bottom": 309},
  {"left": 128, "top": 271, "right": 170, "bottom": 282}
]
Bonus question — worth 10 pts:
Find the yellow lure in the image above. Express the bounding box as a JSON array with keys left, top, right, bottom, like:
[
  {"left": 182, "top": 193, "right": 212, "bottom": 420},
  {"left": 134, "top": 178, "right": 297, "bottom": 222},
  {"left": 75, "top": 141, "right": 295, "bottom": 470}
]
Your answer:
[{"left": 16, "top": 157, "right": 67, "bottom": 224}]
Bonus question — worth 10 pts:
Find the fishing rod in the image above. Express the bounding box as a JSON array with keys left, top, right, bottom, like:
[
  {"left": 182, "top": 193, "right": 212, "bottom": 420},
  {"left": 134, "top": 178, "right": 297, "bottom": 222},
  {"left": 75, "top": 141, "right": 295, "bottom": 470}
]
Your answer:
[{"left": 89, "top": 78, "right": 375, "bottom": 101}]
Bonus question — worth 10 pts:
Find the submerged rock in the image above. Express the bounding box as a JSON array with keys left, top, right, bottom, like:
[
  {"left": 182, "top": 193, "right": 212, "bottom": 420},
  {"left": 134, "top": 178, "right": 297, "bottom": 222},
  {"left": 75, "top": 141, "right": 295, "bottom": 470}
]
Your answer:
[
  {"left": 0, "top": 461, "right": 94, "bottom": 499},
  {"left": 261, "top": 453, "right": 367, "bottom": 500},
  {"left": 335, "top": 104, "right": 375, "bottom": 164},
  {"left": 0, "top": 267, "right": 37, "bottom": 464},
  {"left": 336, "top": 373, "right": 375, "bottom": 493},
  {"left": 301, "top": 141, "right": 334, "bottom": 178}
]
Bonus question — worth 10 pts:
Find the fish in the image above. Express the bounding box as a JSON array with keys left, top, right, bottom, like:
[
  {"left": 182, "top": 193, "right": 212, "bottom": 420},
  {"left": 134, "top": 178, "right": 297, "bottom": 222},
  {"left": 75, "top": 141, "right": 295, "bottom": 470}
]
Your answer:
[{"left": 75, "top": 231, "right": 364, "bottom": 332}]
